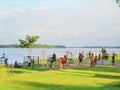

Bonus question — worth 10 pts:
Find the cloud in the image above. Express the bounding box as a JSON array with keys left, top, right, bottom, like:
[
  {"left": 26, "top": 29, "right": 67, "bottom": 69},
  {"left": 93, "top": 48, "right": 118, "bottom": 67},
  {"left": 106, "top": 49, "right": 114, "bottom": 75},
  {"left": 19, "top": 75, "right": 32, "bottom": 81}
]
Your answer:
[
  {"left": 0, "top": 11, "right": 11, "bottom": 18},
  {"left": 0, "top": 0, "right": 120, "bottom": 46},
  {"left": 0, "top": 11, "right": 17, "bottom": 19},
  {"left": 0, "top": 6, "right": 54, "bottom": 19},
  {"left": 18, "top": 29, "right": 44, "bottom": 38},
  {"left": 29, "top": 7, "right": 50, "bottom": 12}
]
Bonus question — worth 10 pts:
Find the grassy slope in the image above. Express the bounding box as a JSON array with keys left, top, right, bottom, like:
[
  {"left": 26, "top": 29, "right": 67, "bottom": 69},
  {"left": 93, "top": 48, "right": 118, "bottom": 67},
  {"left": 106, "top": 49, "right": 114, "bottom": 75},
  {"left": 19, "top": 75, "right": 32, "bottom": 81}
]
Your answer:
[{"left": 0, "top": 66, "right": 120, "bottom": 90}]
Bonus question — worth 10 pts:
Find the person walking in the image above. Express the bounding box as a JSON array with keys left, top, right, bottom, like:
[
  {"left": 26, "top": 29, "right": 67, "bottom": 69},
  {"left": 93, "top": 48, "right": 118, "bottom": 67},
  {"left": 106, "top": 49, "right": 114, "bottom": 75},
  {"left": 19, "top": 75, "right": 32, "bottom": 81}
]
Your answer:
[
  {"left": 94, "top": 55, "right": 97, "bottom": 66},
  {"left": 78, "top": 53, "right": 84, "bottom": 66},
  {"left": 27, "top": 56, "right": 31, "bottom": 68},
  {"left": 50, "top": 53, "right": 56, "bottom": 69},
  {"left": 112, "top": 53, "right": 115, "bottom": 66},
  {"left": 1, "top": 53, "right": 8, "bottom": 67}
]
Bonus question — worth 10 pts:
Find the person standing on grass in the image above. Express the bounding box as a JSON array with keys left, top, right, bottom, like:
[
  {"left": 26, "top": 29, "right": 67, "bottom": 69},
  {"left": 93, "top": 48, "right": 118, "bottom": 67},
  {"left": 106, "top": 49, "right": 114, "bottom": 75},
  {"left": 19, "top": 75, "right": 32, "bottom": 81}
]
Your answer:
[
  {"left": 97, "top": 54, "right": 101, "bottom": 61},
  {"left": 62, "top": 55, "right": 68, "bottom": 65},
  {"left": 59, "top": 57, "right": 63, "bottom": 70},
  {"left": 78, "top": 53, "right": 84, "bottom": 66},
  {"left": 94, "top": 55, "right": 97, "bottom": 66},
  {"left": 1, "top": 53, "right": 8, "bottom": 67},
  {"left": 90, "top": 53, "right": 94, "bottom": 67},
  {"left": 14, "top": 61, "right": 18, "bottom": 68},
  {"left": 50, "top": 53, "right": 56, "bottom": 69},
  {"left": 27, "top": 56, "right": 32, "bottom": 68},
  {"left": 89, "top": 51, "right": 91, "bottom": 59},
  {"left": 112, "top": 53, "right": 115, "bottom": 66}
]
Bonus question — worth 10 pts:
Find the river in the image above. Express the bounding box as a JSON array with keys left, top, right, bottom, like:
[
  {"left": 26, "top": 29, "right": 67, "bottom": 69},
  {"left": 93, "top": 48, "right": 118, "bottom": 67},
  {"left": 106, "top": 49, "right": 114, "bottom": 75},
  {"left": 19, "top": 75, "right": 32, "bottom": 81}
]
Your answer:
[{"left": 0, "top": 48, "right": 120, "bottom": 64}]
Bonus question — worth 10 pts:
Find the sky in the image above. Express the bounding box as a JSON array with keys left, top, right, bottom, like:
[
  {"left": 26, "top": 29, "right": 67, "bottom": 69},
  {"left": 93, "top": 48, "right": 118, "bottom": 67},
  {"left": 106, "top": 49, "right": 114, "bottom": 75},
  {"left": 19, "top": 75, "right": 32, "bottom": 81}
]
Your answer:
[{"left": 0, "top": 0, "right": 120, "bottom": 47}]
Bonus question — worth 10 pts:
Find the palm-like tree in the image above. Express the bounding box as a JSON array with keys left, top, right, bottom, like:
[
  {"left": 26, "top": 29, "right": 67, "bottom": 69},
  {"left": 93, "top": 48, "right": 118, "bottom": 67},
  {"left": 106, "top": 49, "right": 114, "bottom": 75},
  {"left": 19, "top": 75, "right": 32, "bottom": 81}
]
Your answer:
[{"left": 19, "top": 35, "right": 39, "bottom": 56}]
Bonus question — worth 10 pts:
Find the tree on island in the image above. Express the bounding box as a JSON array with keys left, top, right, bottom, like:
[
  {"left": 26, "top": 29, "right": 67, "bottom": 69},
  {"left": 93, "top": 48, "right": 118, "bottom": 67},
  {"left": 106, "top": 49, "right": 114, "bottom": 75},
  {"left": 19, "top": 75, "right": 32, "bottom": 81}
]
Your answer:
[{"left": 19, "top": 35, "right": 39, "bottom": 56}]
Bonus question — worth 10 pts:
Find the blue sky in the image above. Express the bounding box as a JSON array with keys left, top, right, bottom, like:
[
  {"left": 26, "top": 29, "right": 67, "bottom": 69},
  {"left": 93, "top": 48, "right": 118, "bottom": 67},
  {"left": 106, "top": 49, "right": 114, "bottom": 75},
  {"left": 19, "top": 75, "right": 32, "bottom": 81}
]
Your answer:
[{"left": 0, "top": 0, "right": 120, "bottom": 46}]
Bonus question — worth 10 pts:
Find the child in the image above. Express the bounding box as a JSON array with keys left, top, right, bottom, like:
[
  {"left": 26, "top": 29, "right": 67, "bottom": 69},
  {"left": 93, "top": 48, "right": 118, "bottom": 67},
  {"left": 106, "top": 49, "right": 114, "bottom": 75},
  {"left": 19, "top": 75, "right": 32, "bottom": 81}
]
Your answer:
[
  {"left": 59, "top": 58, "right": 63, "bottom": 70},
  {"left": 94, "top": 55, "right": 97, "bottom": 66},
  {"left": 90, "top": 53, "right": 94, "bottom": 67}
]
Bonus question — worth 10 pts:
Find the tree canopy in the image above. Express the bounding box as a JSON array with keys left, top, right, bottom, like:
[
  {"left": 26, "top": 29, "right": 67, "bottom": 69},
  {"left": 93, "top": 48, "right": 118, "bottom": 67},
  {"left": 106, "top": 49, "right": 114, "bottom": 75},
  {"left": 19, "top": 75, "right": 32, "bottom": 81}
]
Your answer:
[
  {"left": 116, "top": 0, "right": 120, "bottom": 6},
  {"left": 19, "top": 35, "right": 39, "bottom": 55},
  {"left": 19, "top": 35, "right": 39, "bottom": 49}
]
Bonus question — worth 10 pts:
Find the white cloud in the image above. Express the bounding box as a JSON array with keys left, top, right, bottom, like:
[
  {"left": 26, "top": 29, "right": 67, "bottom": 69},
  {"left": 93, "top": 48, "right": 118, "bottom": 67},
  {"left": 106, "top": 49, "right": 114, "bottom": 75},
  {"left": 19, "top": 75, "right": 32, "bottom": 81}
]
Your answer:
[
  {"left": 14, "top": 8, "right": 26, "bottom": 13},
  {"left": 0, "top": 11, "right": 11, "bottom": 18},
  {"left": 0, "top": 0, "right": 120, "bottom": 46},
  {"left": 30, "top": 7, "right": 49, "bottom": 12},
  {"left": 0, "top": 6, "right": 54, "bottom": 19},
  {"left": 0, "top": 11, "right": 17, "bottom": 19},
  {"left": 18, "top": 29, "right": 44, "bottom": 38}
]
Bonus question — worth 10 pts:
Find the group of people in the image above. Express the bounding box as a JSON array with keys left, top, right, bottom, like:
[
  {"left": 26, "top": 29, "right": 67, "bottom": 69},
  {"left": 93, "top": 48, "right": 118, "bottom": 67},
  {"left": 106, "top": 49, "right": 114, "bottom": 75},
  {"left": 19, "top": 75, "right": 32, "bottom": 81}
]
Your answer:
[
  {"left": 89, "top": 52, "right": 116, "bottom": 67},
  {"left": 48, "top": 53, "right": 68, "bottom": 69},
  {"left": 77, "top": 51, "right": 102, "bottom": 67},
  {"left": 59, "top": 55, "right": 68, "bottom": 69},
  {"left": 1, "top": 51, "right": 116, "bottom": 69},
  {"left": 89, "top": 53, "right": 99, "bottom": 67},
  {"left": 49, "top": 51, "right": 116, "bottom": 69}
]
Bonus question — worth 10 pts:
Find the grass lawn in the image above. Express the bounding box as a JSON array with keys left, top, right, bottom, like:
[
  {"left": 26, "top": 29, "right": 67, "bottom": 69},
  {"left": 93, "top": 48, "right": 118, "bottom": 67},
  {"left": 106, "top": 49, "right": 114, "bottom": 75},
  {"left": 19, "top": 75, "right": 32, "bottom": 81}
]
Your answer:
[{"left": 0, "top": 66, "right": 120, "bottom": 90}]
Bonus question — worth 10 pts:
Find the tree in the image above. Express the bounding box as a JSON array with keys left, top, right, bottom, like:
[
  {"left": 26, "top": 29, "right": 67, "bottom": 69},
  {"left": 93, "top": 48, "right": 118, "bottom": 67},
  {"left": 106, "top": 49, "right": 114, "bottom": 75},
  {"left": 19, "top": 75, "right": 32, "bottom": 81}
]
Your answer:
[
  {"left": 116, "top": 0, "right": 120, "bottom": 7},
  {"left": 19, "top": 35, "right": 40, "bottom": 56},
  {"left": 116, "top": 0, "right": 120, "bottom": 3}
]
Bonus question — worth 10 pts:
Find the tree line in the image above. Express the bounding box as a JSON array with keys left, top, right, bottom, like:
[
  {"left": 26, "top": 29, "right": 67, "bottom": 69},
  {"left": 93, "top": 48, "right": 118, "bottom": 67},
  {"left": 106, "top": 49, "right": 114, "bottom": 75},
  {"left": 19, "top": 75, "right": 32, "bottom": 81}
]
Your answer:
[{"left": 0, "top": 44, "right": 65, "bottom": 48}]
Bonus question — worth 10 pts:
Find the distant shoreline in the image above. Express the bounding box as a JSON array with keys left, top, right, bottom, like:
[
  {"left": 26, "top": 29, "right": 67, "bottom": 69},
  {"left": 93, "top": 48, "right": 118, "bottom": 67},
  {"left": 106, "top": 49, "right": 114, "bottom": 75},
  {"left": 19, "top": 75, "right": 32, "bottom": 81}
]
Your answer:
[
  {"left": 66, "top": 46, "right": 120, "bottom": 49},
  {"left": 0, "top": 47, "right": 120, "bottom": 49},
  {"left": 0, "top": 44, "right": 65, "bottom": 48},
  {"left": 0, "top": 44, "right": 120, "bottom": 49}
]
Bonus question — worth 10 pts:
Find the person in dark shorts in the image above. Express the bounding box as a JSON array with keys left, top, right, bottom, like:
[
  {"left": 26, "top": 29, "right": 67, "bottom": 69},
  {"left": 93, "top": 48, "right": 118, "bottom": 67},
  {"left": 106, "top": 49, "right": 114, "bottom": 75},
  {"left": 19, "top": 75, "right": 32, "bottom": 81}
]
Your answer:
[
  {"left": 78, "top": 53, "right": 84, "bottom": 66},
  {"left": 50, "top": 53, "right": 56, "bottom": 69},
  {"left": 112, "top": 53, "right": 115, "bottom": 66}
]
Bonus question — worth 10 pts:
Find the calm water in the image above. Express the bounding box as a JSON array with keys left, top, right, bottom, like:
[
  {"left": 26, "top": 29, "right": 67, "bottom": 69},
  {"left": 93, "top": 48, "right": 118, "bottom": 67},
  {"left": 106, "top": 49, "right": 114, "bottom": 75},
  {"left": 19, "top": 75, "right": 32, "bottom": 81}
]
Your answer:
[{"left": 0, "top": 48, "right": 120, "bottom": 64}]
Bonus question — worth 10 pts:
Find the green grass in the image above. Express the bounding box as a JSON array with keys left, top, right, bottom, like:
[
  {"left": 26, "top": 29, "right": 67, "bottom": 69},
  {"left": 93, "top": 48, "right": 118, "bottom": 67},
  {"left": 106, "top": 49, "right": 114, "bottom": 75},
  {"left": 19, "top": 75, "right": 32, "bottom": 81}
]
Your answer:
[{"left": 0, "top": 66, "right": 120, "bottom": 90}]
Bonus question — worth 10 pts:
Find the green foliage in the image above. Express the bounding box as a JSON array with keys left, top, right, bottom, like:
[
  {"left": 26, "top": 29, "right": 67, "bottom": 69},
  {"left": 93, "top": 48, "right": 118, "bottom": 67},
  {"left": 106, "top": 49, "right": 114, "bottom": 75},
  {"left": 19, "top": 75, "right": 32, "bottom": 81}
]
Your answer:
[
  {"left": 19, "top": 39, "right": 28, "bottom": 48},
  {"left": 116, "top": 0, "right": 120, "bottom": 7},
  {"left": 19, "top": 35, "right": 39, "bottom": 55},
  {"left": 116, "top": 0, "right": 120, "bottom": 3},
  {"left": 19, "top": 35, "right": 39, "bottom": 49}
]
